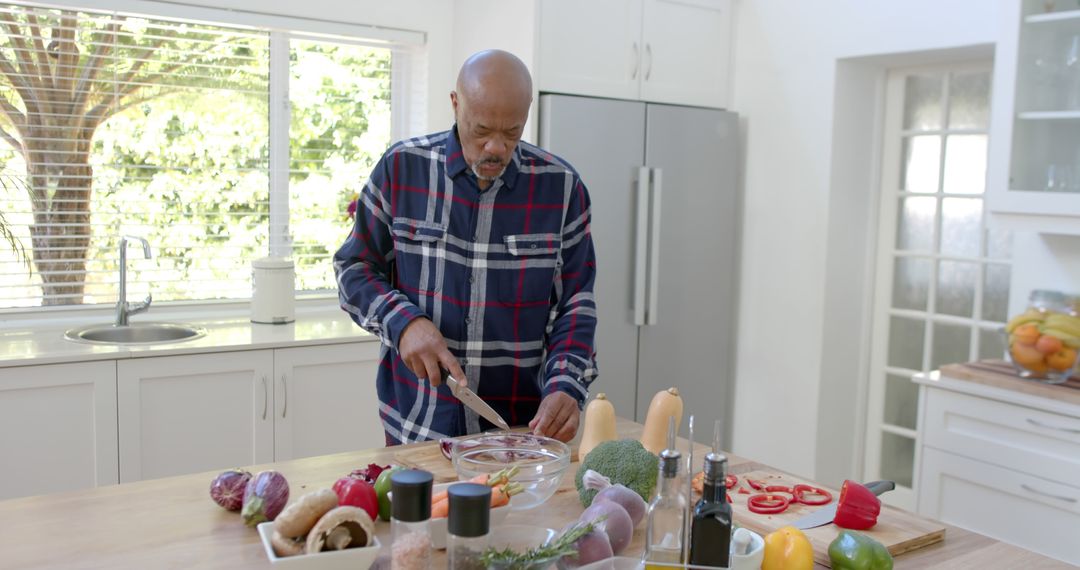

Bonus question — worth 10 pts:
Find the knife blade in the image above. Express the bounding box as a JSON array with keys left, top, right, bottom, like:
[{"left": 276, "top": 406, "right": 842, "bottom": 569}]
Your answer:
[
  {"left": 790, "top": 480, "right": 895, "bottom": 530},
  {"left": 443, "top": 371, "right": 511, "bottom": 431}
]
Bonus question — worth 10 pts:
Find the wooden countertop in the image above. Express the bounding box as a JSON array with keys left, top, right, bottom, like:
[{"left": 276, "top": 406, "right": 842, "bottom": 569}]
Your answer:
[
  {"left": 935, "top": 360, "right": 1080, "bottom": 410},
  {"left": 0, "top": 418, "right": 1068, "bottom": 569}
]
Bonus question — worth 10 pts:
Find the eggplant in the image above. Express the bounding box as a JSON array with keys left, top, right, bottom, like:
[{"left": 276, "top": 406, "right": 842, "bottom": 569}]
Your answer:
[
  {"left": 241, "top": 470, "right": 290, "bottom": 527},
  {"left": 209, "top": 469, "right": 252, "bottom": 511}
]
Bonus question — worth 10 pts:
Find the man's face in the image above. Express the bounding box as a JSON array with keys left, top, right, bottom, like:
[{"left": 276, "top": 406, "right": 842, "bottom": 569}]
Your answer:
[{"left": 452, "top": 91, "right": 529, "bottom": 183}]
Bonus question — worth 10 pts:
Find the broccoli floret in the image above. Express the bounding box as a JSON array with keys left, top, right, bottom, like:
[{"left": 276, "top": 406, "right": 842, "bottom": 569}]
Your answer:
[{"left": 575, "top": 439, "right": 658, "bottom": 507}]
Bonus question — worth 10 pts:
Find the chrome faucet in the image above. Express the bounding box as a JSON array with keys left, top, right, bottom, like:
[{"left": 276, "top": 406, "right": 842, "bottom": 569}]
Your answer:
[{"left": 116, "top": 235, "right": 152, "bottom": 326}]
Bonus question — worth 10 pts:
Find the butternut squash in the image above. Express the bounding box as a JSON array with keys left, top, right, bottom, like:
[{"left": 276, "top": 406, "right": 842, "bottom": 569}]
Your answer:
[
  {"left": 639, "top": 387, "right": 683, "bottom": 454},
  {"left": 579, "top": 393, "right": 617, "bottom": 459}
]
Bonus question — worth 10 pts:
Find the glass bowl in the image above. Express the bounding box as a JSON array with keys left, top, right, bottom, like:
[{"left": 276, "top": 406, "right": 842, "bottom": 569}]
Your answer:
[
  {"left": 451, "top": 433, "right": 571, "bottom": 511},
  {"left": 1004, "top": 328, "right": 1078, "bottom": 384},
  {"left": 482, "top": 524, "right": 560, "bottom": 570}
]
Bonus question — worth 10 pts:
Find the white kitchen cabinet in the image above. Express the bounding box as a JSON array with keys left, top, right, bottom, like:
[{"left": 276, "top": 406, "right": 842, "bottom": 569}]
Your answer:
[
  {"left": 0, "top": 361, "right": 118, "bottom": 500},
  {"left": 987, "top": 0, "right": 1080, "bottom": 234},
  {"left": 117, "top": 341, "right": 384, "bottom": 482},
  {"left": 918, "top": 447, "right": 1080, "bottom": 565},
  {"left": 915, "top": 372, "right": 1080, "bottom": 565},
  {"left": 118, "top": 351, "right": 275, "bottom": 482},
  {"left": 537, "top": 0, "right": 732, "bottom": 108},
  {"left": 273, "top": 342, "right": 385, "bottom": 460}
]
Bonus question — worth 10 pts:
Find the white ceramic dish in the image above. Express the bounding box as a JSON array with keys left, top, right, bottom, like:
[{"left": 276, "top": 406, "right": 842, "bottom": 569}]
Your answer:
[
  {"left": 387, "top": 481, "right": 513, "bottom": 549},
  {"left": 256, "top": 521, "right": 381, "bottom": 569},
  {"left": 575, "top": 528, "right": 765, "bottom": 570}
]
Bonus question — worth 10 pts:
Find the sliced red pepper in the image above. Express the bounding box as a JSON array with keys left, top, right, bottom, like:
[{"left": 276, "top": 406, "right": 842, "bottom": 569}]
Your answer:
[
  {"left": 833, "top": 480, "right": 880, "bottom": 530},
  {"left": 765, "top": 485, "right": 793, "bottom": 494},
  {"left": 725, "top": 474, "right": 738, "bottom": 489},
  {"left": 747, "top": 493, "right": 791, "bottom": 514},
  {"left": 737, "top": 487, "right": 751, "bottom": 495},
  {"left": 746, "top": 478, "right": 766, "bottom": 491},
  {"left": 727, "top": 492, "right": 733, "bottom": 503},
  {"left": 792, "top": 483, "right": 833, "bottom": 506}
]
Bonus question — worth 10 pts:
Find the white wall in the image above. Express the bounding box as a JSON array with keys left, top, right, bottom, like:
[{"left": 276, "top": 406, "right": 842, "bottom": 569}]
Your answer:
[{"left": 730, "top": 0, "right": 1008, "bottom": 478}]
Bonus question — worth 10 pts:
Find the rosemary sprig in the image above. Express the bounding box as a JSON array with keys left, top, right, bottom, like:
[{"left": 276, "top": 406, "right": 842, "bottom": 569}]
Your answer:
[{"left": 479, "top": 516, "right": 607, "bottom": 569}]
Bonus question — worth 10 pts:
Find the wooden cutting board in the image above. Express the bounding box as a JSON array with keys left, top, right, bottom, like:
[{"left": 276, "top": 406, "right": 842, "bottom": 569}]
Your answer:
[{"left": 727, "top": 466, "right": 945, "bottom": 567}]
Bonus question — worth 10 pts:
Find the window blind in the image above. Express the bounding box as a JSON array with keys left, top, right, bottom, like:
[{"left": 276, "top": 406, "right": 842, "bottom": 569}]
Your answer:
[{"left": 0, "top": 2, "right": 397, "bottom": 308}]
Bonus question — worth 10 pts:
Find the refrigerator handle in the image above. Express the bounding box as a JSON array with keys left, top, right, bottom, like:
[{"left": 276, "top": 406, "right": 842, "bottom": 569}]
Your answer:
[
  {"left": 634, "top": 166, "right": 650, "bottom": 326},
  {"left": 646, "top": 168, "right": 662, "bottom": 326}
]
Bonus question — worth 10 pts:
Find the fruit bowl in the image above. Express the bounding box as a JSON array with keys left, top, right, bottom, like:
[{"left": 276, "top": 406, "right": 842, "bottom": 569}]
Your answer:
[
  {"left": 451, "top": 433, "right": 571, "bottom": 511},
  {"left": 1005, "top": 325, "right": 1079, "bottom": 385}
]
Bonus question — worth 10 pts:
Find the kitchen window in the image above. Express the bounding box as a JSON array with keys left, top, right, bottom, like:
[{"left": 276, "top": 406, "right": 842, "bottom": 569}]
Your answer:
[
  {"left": 0, "top": 2, "right": 423, "bottom": 308},
  {"left": 864, "top": 63, "right": 1011, "bottom": 510}
]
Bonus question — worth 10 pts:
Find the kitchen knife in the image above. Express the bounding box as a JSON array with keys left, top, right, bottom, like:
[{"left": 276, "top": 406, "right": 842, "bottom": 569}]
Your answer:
[
  {"left": 443, "top": 371, "right": 511, "bottom": 431},
  {"left": 790, "top": 480, "right": 895, "bottom": 530}
]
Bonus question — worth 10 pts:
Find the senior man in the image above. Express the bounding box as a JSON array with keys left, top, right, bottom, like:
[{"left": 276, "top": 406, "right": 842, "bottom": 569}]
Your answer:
[{"left": 334, "top": 49, "right": 598, "bottom": 444}]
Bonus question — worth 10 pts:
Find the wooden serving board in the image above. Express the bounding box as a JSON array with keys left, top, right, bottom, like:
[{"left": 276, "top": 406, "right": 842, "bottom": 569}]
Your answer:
[{"left": 726, "top": 466, "right": 946, "bottom": 567}]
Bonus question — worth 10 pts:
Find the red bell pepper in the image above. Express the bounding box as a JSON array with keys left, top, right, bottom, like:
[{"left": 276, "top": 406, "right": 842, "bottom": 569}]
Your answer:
[
  {"left": 334, "top": 477, "right": 378, "bottom": 521},
  {"left": 792, "top": 483, "right": 833, "bottom": 506},
  {"left": 725, "top": 474, "right": 738, "bottom": 489},
  {"left": 833, "top": 480, "right": 880, "bottom": 530}
]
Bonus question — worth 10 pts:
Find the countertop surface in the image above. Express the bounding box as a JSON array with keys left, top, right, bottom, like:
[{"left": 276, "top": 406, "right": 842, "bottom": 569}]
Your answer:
[
  {"left": 0, "top": 418, "right": 1067, "bottom": 569},
  {"left": 916, "top": 360, "right": 1080, "bottom": 416},
  {"left": 0, "top": 304, "right": 377, "bottom": 369}
]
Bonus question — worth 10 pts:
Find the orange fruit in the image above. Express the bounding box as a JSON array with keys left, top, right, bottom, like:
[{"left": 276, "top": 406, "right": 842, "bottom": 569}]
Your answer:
[
  {"left": 1013, "top": 323, "right": 1041, "bottom": 345},
  {"left": 1047, "top": 347, "right": 1078, "bottom": 372},
  {"left": 1035, "top": 334, "right": 1064, "bottom": 355},
  {"left": 1010, "top": 343, "right": 1046, "bottom": 368}
]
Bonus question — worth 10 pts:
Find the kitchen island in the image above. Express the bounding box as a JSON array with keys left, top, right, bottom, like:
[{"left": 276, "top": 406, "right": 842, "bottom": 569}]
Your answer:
[{"left": 0, "top": 418, "right": 1067, "bottom": 568}]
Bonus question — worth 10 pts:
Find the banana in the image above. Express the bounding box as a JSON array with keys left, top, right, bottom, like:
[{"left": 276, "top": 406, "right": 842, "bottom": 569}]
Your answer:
[
  {"left": 1044, "top": 313, "right": 1080, "bottom": 338},
  {"left": 1039, "top": 327, "right": 1080, "bottom": 349},
  {"left": 1005, "top": 309, "right": 1046, "bottom": 333}
]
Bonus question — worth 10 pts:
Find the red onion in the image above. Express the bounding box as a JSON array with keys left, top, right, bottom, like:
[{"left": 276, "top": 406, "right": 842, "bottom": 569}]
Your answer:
[
  {"left": 209, "top": 469, "right": 251, "bottom": 511},
  {"left": 241, "top": 470, "right": 290, "bottom": 527}
]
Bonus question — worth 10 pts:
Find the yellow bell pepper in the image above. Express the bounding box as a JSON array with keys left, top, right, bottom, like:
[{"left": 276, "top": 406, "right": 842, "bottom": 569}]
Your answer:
[{"left": 762, "top": 526, "right": 815, "bottom": 570}]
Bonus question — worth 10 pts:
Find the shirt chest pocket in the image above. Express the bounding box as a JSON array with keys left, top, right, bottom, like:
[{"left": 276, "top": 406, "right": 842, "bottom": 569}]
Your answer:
[
  {"left": 390, "top": 220, "right": 446, "bottom": 290},
  {"left": 498, "top": 233, "right": 561, "bottom": 305}
]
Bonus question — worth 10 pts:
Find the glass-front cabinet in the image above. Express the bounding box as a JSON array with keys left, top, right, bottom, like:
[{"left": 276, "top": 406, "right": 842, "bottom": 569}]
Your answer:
[{"left": 988, "top": 0, "right": 1080, "bottom": 233}]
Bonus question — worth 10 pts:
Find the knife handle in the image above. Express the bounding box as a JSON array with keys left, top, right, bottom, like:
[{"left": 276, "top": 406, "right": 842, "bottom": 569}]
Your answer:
[{"left": 864, "top": 480, "right": 896, "bottom": 496}]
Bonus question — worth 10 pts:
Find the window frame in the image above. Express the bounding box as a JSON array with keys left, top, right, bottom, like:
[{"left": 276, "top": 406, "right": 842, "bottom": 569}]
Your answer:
[{"left": 0, "top": 0, "right": 425, "bottom": 316}]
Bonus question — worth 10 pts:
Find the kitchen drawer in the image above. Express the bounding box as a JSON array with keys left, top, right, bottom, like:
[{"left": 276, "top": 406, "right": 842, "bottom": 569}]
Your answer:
[
  {"left": 918, "top": 446, "right": 1080, "bottom": 565},
  {"left": 922, "top": 387, "right": 1080, "bottom": 487}
]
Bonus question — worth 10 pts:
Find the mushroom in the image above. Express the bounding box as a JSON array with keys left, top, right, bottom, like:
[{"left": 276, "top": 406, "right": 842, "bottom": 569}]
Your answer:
[
  {"left": 305, "top": 506, "right": 374, "bottom": 554},
  {"left": 273, "top": 488, "right": 340, "bottom": 539},
  {"left": 270, "top": 530, "right": 305, "bottom": 558}
]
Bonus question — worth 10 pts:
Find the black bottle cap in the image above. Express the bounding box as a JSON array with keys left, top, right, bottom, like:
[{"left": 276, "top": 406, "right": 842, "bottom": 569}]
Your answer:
[
  {"left": 391, "top": 469, "right": 433, "bottom": 522},
  {"left": 448, "top": 483, "right": 492, "bottom": 538}
]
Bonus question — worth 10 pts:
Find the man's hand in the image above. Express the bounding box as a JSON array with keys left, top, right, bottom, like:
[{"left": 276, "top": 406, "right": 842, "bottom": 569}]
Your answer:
[
  {"left": 529, "top": 391, "right": 580, "bottom": 442},
  {"left": 398, "top": 318, "right": 466, "bottom": 388}
]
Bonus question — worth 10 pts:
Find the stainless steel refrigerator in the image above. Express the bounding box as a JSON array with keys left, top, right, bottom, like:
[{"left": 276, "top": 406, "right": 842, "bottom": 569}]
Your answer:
[{"left": 539, "top": 94, "right": 739, "bottom": 446}]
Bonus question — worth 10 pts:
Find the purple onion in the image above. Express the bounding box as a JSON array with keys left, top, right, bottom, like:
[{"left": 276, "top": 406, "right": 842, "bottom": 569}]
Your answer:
[
  {"left": 241, "top": 470, "right": 290, "bottom": 527},
  {"left": 209, "top": 469, "right": 252, "bottom": 511}
]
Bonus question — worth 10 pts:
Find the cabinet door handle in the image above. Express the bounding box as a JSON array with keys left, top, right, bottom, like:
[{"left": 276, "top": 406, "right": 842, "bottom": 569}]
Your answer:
[
  {"left": 645, "top": 43, "right": 652, "bottom": 81},
  {"left": 1026, "top": 417, "right": 1080, "bottom": 434},
  {"left": 631, "top": 42, "right": 639, "bottom": 79},
  {"left": 261, "top": 375, "right": 268, "bottom": 420},
  {"left": 281, "top": 374, "right": 288, "bottom": 419},
  {"left": 1021, "top": 483, "right": 1078, "bottom": 503}
]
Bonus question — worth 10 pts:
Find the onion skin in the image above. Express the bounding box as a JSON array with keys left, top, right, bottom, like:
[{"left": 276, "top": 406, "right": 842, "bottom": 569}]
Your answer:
[
  {"left": 209, "top": 469, "right": 252, "bottom": 511},
  {"left": 241, "top": 470, "right": 290, "bottom": 527}
]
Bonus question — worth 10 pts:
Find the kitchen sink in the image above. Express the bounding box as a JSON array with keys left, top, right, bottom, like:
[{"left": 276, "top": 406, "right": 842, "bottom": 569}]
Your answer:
[{"left": 64, "top": 322, "right": 207, "bottom": 345}]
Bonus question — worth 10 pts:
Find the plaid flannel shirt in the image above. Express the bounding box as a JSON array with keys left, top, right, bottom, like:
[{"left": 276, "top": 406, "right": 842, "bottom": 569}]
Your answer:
[{"left": 334, "top": 127, "right": 598, "bottom": 445}]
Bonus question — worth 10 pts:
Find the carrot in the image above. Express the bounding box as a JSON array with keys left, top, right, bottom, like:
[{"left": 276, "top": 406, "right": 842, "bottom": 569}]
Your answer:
[
  {"left": 431, "top": 473, "right": 492, "bottom": 505},
  {"left": 490, "top": 482, "right": 524, "bottom": 508},
  {"left": 431, "top": 497, "right": 450, "bottom": 519}
]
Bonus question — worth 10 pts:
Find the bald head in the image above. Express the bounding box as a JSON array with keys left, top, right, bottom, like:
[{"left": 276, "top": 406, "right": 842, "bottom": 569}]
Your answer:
[
  {"left": 456, "top": 49, "right": 533, "bottom": 108},
  {"left": 451, "top": 50, "right": 533, "bottom": 189}
]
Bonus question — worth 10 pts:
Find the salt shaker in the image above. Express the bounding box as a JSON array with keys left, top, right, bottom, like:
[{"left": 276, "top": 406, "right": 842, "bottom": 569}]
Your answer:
[
  {"left": 391, "top": 469, "right": 433, "bottom": 570},
  {"left": 447, "top": 483, "right": 491, "bottom": 570}
]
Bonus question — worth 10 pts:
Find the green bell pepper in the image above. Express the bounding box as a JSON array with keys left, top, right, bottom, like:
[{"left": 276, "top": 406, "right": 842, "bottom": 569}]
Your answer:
[
  {"left": 828, "top": 530, "right": 894, "bottom": 570},
  {"left": 374, "top": 466, "right": 404, "bottom": 521}
]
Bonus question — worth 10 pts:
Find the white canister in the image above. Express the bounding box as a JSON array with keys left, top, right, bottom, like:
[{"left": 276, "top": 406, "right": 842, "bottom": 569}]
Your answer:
[{"left": 251, "top": 257, "right": 295, "bottom": 324}]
